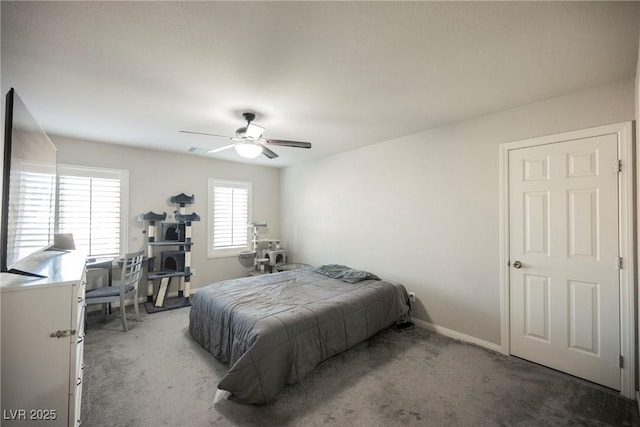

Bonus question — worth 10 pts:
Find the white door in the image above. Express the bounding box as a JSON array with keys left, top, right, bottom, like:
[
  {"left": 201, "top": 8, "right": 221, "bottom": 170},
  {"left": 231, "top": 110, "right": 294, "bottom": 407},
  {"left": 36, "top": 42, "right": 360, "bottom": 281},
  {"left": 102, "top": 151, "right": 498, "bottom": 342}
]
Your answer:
[{"left": 509, "top": 133, "right": 620, "bottom": 389}]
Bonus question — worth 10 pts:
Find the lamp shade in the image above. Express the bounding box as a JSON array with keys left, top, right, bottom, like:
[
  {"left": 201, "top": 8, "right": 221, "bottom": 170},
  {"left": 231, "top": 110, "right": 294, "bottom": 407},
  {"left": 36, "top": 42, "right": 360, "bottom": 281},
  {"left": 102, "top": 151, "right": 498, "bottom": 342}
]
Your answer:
[{"left": 235, "top": 143, "right": 263, "bottom": 159}]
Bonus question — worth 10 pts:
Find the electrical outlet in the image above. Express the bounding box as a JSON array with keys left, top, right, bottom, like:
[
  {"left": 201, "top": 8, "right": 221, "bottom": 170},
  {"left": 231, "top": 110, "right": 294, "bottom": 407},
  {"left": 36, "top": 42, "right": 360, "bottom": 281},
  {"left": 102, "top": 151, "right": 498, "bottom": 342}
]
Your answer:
[{"left": 408, "top": 291, "right": 416, "bottom": 303}]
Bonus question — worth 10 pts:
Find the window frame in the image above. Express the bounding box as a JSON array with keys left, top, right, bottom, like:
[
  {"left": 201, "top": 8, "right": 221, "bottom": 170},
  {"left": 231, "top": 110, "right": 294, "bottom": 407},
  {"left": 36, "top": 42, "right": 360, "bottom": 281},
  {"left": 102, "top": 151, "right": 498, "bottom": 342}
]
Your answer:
[
  {"left": 56, "top": 164, "right": 129, "bottom": 259},
  {"left": 208, "top": 178, "right": 252, "bottom": 259}
]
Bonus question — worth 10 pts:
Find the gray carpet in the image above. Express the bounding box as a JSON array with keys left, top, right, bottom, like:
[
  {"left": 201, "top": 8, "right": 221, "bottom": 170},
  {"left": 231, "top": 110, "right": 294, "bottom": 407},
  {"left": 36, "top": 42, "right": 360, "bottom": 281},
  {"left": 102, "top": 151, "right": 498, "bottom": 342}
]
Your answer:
[{"left": 82, "top": 306, "right": 639, "bottom": 426}]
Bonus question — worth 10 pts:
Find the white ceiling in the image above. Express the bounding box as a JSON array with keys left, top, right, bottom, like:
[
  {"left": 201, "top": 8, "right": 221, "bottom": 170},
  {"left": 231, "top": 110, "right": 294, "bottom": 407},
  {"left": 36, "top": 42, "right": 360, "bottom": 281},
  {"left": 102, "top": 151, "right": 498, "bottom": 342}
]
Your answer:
[{"left": 2, "top": 1, "right": 639, "bottom": 168}]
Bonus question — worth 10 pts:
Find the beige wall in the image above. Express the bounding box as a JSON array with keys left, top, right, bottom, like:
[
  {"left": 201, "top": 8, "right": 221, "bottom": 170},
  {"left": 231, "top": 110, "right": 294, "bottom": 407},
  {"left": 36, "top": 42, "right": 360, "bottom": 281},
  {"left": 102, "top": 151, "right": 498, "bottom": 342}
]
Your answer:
[
  {"left": 281, "top": 78, "right": 635, "bottom": 346},
  {"left": 52, "top": 136, "right": 281, "bottom": 292}
]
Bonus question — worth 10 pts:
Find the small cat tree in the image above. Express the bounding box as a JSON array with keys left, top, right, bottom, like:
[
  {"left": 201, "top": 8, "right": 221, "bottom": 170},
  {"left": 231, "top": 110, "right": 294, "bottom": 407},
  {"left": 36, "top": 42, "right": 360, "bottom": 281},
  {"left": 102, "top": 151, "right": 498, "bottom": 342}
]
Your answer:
[{"left": 242, "top": 222, "right": 287, "bottom": 274}]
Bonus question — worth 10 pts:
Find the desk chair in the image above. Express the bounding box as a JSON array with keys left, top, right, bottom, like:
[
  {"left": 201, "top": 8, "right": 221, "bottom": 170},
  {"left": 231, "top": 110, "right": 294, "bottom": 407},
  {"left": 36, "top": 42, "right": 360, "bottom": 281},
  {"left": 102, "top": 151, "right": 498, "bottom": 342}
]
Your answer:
[
  {"left": 85, "top": 251, "right": 144, "bottom": 332},
  {"left": 86, "top": 258, "right": 114, "bottom": 314}
]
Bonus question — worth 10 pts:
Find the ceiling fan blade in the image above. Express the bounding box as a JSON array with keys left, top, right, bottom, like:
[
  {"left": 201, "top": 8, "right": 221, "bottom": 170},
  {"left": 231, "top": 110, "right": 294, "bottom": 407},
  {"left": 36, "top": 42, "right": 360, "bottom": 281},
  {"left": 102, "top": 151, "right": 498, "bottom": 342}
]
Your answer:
[
  {"left": 264, "top": 139, "right": 312, "bottom": 149},
  {"left": 180, "top": 130, "right": 237, "bottom": 140},
  {"left": 260, "top": 144, "right": 279, "bottom": 159},
  {"left": 208, "top": 144, "right": 236, "bottom": 153}
]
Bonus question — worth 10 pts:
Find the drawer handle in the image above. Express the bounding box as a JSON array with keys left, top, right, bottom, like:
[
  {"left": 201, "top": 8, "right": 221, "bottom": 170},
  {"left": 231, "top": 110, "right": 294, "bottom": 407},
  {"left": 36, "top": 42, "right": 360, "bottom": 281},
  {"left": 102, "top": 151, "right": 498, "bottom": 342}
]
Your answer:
[{"left": 50, "top": 330, "right": 76, "bottom": 338}]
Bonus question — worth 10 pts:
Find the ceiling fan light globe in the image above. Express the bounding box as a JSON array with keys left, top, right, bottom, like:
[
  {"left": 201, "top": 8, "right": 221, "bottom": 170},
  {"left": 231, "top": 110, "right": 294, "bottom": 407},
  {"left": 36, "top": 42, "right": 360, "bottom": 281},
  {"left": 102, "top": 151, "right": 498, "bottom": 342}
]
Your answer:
[{"left": 235, "top": 143, "right": 263, "bottom": 159}]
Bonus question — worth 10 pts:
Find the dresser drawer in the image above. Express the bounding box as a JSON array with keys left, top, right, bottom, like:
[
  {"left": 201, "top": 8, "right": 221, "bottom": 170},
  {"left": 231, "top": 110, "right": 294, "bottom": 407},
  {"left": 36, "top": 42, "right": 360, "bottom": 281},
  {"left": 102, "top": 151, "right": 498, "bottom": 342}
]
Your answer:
[{"left": 70, "top": 374, "right": 83, "bottom": 426}]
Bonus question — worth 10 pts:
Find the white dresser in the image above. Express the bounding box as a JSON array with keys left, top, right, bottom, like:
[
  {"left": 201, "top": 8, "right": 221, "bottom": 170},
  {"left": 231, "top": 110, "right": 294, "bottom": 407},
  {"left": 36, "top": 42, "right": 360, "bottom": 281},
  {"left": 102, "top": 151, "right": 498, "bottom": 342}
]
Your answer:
[{"left": 1, "top": 250, "right": 87, "bottom": 426}]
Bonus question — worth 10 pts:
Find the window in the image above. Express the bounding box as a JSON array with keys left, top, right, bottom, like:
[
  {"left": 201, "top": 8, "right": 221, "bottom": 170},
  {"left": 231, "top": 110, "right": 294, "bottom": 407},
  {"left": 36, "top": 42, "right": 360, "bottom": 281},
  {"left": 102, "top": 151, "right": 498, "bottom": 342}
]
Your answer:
[
  {"left": 56, "top": 165, "right": 128, "bottom": 258},
  {"left": 208, "top": 179, "right": 251, "bottom": 258}
]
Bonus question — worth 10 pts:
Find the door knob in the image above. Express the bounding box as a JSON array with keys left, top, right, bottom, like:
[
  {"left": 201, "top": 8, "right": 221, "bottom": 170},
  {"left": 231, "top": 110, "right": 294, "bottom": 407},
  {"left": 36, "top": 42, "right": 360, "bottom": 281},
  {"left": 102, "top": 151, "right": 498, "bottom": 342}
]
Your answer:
[{"left": 512, "top": 260, "right": 523, "bottom": 269}]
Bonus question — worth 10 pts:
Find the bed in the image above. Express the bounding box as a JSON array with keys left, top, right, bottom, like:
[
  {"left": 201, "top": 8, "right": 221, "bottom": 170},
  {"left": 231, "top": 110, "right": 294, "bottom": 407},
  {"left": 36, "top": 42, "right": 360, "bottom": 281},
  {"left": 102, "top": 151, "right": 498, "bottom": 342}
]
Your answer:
[{"left": 189, "top": 265, "right": 410, "bottom": 404}]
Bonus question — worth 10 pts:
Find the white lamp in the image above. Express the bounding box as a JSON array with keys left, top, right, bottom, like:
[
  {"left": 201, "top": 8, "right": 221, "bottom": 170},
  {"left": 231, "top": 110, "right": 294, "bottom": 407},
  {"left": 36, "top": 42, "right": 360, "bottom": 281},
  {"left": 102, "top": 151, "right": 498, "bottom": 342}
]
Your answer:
[{"left": 235, "top": 143, "right": 263, "bottom": 159}]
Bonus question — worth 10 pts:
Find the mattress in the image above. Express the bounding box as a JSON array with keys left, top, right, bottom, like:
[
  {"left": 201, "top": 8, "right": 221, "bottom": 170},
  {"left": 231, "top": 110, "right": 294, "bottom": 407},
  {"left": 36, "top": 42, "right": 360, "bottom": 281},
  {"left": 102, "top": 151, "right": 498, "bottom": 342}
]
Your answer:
[{"left": 189, "top": 266, "right": 410, "bottom": 404}]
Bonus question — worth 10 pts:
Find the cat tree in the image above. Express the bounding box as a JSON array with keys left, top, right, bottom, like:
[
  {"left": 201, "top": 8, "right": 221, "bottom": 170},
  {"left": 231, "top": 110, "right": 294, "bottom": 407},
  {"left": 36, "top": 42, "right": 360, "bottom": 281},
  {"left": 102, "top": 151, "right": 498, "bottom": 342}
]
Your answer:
[
  {"left": 241, "top": 222, "right": 287, "bottom": 274},
  {"left": 138, "top": 193, "right": 200, "bottom": 313}
]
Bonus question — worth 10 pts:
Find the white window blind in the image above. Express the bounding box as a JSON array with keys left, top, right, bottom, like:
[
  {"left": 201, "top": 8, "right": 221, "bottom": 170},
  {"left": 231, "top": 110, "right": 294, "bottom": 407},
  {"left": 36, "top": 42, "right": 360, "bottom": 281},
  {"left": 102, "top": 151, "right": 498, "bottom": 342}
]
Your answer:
[
  {"left": 57, "top": 165, "right": 128, "bottom": 258},
  {"left": 9, "top": 165, "right": 57, "bottom": 262},
  {"left": 208, "top": 179, "right": 251, "bottom": 257}
]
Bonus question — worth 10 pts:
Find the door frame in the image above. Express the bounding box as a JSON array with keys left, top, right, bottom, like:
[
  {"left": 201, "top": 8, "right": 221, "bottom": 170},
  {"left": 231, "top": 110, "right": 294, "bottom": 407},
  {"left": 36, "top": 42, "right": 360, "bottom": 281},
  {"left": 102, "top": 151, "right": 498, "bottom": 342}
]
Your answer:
[{"left": 498, "top": 121, "right": 635, "bottom": 399}]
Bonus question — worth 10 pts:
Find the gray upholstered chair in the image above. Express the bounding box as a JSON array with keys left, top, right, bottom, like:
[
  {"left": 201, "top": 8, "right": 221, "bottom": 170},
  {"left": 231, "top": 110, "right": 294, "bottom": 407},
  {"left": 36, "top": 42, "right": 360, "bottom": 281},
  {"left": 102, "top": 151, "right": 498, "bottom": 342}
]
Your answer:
[{"left": 85, "top": 251, "right": 144, "bottom": 331}]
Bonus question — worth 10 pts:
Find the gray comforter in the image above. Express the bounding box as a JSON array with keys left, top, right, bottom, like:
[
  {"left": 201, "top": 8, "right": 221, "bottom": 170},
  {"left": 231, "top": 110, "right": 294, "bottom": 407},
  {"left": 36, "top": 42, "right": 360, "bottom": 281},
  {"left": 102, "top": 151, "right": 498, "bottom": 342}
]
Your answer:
[{"left": 189, "top": 267, "right": 409, "bottom": 404}]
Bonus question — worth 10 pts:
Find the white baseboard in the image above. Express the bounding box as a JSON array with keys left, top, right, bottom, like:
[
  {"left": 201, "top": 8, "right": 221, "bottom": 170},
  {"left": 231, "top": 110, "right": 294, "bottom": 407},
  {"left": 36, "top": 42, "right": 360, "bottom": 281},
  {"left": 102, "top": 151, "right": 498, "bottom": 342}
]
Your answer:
[{"left": 412, "top": 317, "right": 503, "bottom": 354}]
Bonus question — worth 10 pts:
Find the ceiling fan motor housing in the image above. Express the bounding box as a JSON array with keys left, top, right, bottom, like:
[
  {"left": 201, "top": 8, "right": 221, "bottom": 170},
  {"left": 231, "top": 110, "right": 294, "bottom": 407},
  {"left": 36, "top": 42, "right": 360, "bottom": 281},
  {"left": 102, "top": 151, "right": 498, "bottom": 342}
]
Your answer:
[{"left": 235, "top": 126, "right": 248, "bottom": 138}]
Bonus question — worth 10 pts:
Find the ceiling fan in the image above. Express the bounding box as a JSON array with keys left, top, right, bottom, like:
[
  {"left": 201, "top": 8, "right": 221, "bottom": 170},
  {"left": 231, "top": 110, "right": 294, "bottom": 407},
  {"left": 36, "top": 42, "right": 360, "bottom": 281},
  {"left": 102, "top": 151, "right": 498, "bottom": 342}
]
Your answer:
[{"left": 180, "top": 112, "right": 312, "bottom": 159}]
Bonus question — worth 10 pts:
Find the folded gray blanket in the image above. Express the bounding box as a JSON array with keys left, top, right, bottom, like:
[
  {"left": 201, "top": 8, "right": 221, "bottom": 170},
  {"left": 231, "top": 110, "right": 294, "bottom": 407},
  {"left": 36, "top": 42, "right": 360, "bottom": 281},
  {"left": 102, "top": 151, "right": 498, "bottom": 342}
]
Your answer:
[{"left": 314, "top": 264, "right": 380, "bottom": 283}]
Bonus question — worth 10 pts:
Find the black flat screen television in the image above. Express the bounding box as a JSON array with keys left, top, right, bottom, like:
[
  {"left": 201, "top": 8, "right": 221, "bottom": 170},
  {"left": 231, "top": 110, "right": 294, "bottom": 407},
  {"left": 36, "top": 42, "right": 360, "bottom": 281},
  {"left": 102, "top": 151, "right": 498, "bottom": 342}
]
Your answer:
[{"left": 1, "top": 88, "right": 57, "bottom": 277}]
